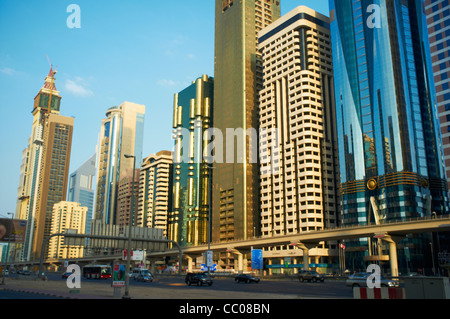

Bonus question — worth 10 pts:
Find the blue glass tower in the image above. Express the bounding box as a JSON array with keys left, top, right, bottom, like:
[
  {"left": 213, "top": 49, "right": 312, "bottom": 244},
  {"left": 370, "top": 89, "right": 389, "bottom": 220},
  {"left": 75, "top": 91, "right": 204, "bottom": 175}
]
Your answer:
[
  {"left": 94, "top": 102, "right": 145, "bottom": 226},
  {"left": 68, "top": 154, "right": 96, "bottom": 235},
  {"left": 330, "top": 0, "right": 449, "bottom": 272}
]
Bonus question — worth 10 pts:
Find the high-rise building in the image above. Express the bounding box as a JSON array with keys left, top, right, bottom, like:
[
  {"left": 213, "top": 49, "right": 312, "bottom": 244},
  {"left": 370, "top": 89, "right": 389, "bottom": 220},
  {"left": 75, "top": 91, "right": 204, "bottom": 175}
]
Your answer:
[
  {"left": 212, "top": 0, "right": 281, "bottom": 246},
  {"left": 48, "top": 201, "right": 87, "bottom": 259},
  {"left": 258, "top": 6, "right": 340, "bottom": 269},
  {"left": 68, "top": 154, "right": 96, "bottom": 236},
  {"left": 169, "top": 75, "right": 214, "bottom": 246},
  {"left": 329, "top": 0, "right": 449, "bottom": 272},
  {"left": 117, "top": 169, "right": 140, "bottom": 228},
  {"left": 15, "top": 67, "right": 74, "bottom": 261},
  {"left": 94, "top": 101, "right": 145, "bottom": 226},
  {"left": 138, "top": 151, "right": 174, "bottom": 236},
  {"left": 425, "top": 0, "right": 450, "bottom": 191}
]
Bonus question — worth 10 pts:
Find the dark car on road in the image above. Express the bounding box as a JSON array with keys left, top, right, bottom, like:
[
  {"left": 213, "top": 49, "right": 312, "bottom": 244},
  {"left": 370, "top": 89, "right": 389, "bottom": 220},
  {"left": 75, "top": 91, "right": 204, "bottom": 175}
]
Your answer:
[
  {"left": 61, "top": 272, "right": 71, "bottom": 279},
  {"left": 235, "top": 274, "right": 260, "bottom": 283},
  {"left": 298, "top": 270, "right": 325, "bottom": 282},
  {"left": 185, "top": 273, "right": 213, "bottom": 286}
]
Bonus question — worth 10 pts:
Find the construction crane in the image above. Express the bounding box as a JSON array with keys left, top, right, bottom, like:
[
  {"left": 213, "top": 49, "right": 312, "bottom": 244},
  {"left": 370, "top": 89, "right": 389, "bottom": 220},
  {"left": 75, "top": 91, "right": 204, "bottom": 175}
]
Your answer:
[{"left": 46, "top": 55, "right": 55, "bottom": 115}]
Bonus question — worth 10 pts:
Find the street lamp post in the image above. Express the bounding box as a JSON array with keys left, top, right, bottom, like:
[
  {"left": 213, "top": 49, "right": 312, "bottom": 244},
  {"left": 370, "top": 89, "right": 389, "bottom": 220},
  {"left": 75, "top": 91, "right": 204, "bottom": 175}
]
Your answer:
[
  {"left": 123, "top": 154, "right": 136, "bottom": 299},
  {"left": 207, "top": 163, "right": 215, "bottom": 276}
]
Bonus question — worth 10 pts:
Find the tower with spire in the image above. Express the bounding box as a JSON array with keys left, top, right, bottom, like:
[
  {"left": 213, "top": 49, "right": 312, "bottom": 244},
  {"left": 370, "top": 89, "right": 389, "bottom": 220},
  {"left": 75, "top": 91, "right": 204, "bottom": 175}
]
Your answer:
[
  {"left": 16, "top": 66, "right": 74, "bottom": 261},
  {"left": 32, "top": 67, "right": 61, "bottom": 115}
]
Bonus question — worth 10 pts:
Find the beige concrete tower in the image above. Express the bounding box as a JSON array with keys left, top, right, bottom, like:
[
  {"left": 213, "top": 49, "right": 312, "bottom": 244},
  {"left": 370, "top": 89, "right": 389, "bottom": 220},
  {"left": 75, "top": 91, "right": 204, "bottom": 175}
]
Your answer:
[
  {"left": 48, "top": 201, "right": 87, "bottom": 259},
  {"left": 138, "top": 151, "right": 173, "bottom": 236},
  {"left": 16, "top": 67, "right": 74, "bottom": 261},
  {"left": 258, "top": 6, "right": 340, "bottom": 269}
]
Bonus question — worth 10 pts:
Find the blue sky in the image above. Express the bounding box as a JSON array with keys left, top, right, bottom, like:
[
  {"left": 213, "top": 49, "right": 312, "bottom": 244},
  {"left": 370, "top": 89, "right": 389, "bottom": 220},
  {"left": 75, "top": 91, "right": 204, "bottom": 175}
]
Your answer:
[{"left": 0, "top": 0, "right": 330, "bottom": 216}]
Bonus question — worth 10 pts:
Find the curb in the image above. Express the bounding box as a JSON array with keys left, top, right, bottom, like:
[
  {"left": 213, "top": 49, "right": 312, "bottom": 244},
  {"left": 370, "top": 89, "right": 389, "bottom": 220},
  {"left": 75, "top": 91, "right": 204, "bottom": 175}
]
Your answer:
[
  {"left": 1, "top": 286, "right": 71, "bottom": 299},
  {"left": 1, "top": 286, "right": 109, "bottom": 299}
]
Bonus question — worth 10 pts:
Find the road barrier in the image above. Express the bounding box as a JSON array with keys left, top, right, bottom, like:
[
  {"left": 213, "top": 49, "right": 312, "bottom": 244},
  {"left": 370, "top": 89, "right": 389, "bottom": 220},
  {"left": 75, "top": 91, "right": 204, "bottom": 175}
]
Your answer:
[{"left": 353, "top": 287, "right": 405, "bottom": 299}]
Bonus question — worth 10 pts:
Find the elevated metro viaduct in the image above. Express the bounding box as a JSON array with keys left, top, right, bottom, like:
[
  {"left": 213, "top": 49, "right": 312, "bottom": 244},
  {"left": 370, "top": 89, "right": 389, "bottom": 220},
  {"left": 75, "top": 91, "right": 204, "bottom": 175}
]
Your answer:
[
  {"left": 13, "top": 216, "right": 450, "bottom": 277},
  {"left": 148, "top": 215, "right": 450, "bottom": 277}
]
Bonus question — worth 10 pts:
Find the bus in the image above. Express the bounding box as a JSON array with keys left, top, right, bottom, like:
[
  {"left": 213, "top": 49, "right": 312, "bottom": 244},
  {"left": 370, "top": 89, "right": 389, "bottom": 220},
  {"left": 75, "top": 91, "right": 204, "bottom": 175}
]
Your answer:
[{"left": 83, "top": 265, "right": 112, "bottom": 279}]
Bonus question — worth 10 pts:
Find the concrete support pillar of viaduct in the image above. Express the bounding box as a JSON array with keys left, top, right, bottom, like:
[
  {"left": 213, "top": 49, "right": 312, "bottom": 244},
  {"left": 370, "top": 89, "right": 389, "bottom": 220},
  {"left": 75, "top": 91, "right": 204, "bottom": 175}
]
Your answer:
[
  {"left": 227, "top": 248, "right": 248, "bottom": 273},
  {"left": 376, "top": 233, "right": 403, "bottom": 278},
  {"left": 293, "top": 242, "right": 319, "bottom": 271},
  {"left": 186, "top": 256, "right": 193, "bottom": 273},
  {"left": 148, "top": 259, "right": 157, "bottom": 274}
]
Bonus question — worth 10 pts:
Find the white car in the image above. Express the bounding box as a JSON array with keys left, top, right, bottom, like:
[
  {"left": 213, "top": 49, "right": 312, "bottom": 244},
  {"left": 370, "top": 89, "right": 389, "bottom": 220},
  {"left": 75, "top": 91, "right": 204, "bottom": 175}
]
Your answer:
[{"left": 346, "top": 272, "right": 399, "bottom": 288}]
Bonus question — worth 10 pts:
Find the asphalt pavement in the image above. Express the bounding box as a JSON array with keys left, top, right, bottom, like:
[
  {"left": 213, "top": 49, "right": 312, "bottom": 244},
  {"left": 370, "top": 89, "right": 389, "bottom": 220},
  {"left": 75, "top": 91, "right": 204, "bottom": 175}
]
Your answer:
[{"left": 0, "top": 274, "right": 353, "bottom": 300}]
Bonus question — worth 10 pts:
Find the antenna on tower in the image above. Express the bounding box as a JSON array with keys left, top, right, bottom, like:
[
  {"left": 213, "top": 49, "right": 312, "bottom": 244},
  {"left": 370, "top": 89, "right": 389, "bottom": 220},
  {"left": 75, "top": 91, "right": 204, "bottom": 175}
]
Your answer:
[
  {"left": 46, "top": 55, "right": 57, "bottom": 74},
  {"left": 45, "top": 55, "right": 55, "bottom": 114},
  {"left": 46, "top": 55, "right": 52, "bottom": 68}
]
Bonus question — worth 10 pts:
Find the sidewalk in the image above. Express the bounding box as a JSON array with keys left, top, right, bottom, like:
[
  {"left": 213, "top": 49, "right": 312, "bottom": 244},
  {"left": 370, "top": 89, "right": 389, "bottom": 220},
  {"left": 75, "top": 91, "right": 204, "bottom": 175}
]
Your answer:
[{"left": 1, "top": 277, "right": 116, "bottom": 299}]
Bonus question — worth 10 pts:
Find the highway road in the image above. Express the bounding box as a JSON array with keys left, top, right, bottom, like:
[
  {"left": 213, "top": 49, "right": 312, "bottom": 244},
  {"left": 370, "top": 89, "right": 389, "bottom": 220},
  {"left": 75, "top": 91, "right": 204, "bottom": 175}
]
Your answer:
[{"left": 49, "top": 272, "right": 354, "bottom": 299}]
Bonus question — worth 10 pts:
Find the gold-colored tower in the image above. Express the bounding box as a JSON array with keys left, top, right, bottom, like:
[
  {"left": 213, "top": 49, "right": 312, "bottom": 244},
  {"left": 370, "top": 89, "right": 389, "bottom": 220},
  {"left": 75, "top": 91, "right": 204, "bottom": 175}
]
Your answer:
[{"left": 212, "top": 0, "right": 281, "bottom": 246}]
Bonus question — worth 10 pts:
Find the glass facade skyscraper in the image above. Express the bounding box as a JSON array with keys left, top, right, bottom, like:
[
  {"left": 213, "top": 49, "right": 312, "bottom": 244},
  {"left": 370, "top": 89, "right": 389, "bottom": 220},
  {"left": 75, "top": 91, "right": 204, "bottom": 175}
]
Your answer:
[
  {"left": 169, "top": 75, "right": 214, "bottom": 246},
  {"left": 330, "top": 0, "right": 449, "bottom": 271},
  {"left": 213, "top": 0, "right": 281, "bottom": 248},
  {"left": 68, "top": 154, "right": 96, "bottom": 235},
  {"left": 94, "top": 101, "right": 145, "bottom": 226}
]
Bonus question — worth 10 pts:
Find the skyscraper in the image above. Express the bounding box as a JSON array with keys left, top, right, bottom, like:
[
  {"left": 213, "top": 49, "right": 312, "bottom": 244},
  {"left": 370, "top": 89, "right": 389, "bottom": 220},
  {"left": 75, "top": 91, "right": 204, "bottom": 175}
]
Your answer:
[
  {"left": 139, "top": 151, "right": 174, "bottom": 236},
  {"left": 48, "top": 201, "right": 87, "bottom": 259},
  {"left": 15, "top": 67, "right": 74, "bottom": 260},
  {"left": 258, "top": 6, "right": 340, "bottom": 267},
  {"left": 425, "top": 0, "right": 450, "bottom": 191},
  {"left": 212, "top": 0, "right": 281, "bottom": 245},
  {"left": 68, "top": 154, "right": 96, "bottom": 236},
  {"left": 330, "top": 0, "right": 449, "bottom": 272},
  {"left": 94, "top": 101, "right": 145, "bottom": 226},
  {"left": 117, "top": 168, "right": 140, "bottom": 228},
  {"left": 169, "top": 75, "right": 214, "bottom": 246}
]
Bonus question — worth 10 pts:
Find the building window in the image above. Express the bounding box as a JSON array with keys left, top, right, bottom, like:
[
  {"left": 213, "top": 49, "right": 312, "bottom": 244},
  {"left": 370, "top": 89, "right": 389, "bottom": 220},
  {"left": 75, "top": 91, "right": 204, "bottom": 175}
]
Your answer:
[{"left": 222, "top": 0, "right": 233, "bottom": 12}]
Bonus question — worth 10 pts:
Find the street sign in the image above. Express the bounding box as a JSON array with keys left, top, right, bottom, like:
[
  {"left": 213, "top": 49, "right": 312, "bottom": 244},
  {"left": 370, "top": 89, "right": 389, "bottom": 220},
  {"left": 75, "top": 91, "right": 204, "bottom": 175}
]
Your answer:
[
  {"left": 206, "top": 250, "right": 213, "bottom": 267},
  {"left": 251, "top": 249, "right": 263, "bottom": 270},
  {"left": 201, "top": 263, "right": 217, "bottom": 272},
  {"left": 112, "top": 263, "right": 126, "bottom": 287}
]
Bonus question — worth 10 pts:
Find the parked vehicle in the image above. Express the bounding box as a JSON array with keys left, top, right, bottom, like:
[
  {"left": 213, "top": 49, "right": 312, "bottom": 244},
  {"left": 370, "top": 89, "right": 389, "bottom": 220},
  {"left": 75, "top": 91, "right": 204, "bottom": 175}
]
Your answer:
[
  {"left": 298, "top": 270, "right": 325, "bottom": 282},
  {"left": 135, "top": 273, "right": 153, "bottom": 282},
  {"left": 346, "top": 272, "right": 399, "bottom": 288},
  {"left": 185, "top": 273, "right": 213, "bottom": 286},
  {"left": 235, "top": 274, "right": 260, "bottom": 283}
]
